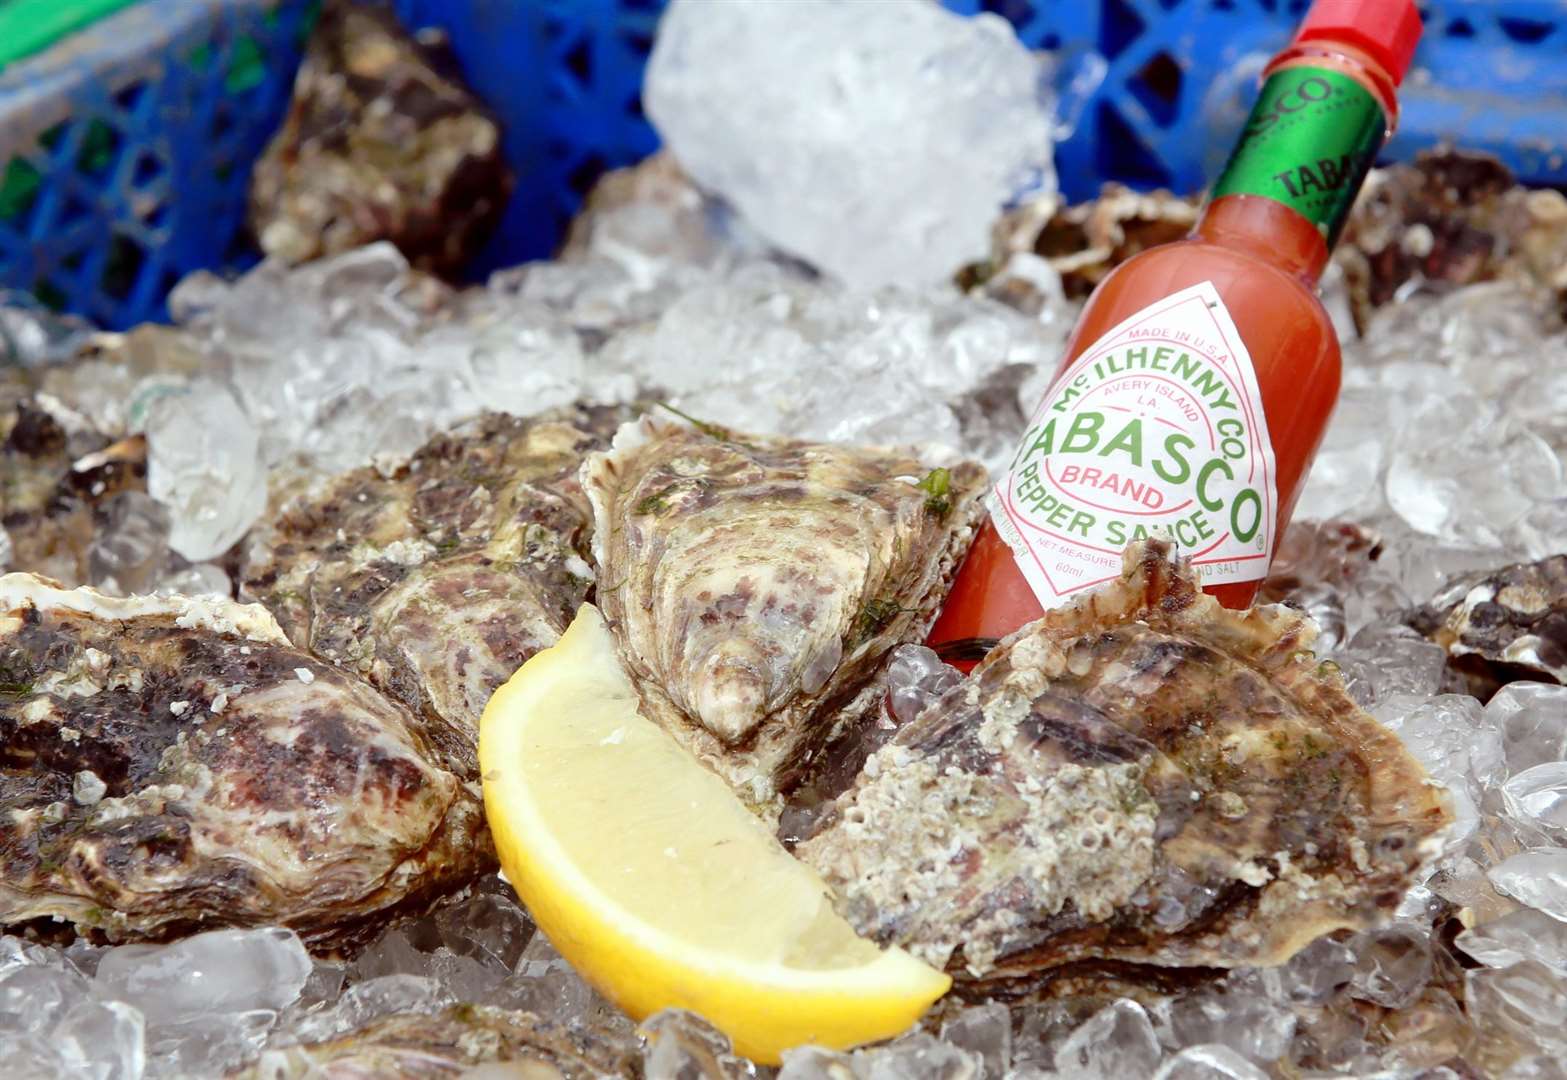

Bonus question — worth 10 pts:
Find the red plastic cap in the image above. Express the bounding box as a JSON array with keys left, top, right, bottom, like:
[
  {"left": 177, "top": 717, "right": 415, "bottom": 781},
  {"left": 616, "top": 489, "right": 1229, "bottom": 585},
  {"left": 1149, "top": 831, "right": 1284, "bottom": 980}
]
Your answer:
[{"left": 1295, "top": 0, "right": 1424, "bottom": 85}]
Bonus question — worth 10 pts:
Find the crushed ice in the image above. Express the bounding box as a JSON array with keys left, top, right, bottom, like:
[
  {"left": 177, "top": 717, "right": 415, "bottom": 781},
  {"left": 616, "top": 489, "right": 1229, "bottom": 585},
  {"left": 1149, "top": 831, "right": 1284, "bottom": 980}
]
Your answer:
[{"left": 4, "top": 3, "right": 1567, "bottom": 1077}]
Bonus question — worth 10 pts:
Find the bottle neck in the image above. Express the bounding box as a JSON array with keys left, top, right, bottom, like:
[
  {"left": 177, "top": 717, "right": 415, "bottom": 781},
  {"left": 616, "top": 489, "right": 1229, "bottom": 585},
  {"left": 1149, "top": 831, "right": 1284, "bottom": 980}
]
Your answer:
[{"left": 1194, "top": 38, "right": 1401, "bottom": 286}]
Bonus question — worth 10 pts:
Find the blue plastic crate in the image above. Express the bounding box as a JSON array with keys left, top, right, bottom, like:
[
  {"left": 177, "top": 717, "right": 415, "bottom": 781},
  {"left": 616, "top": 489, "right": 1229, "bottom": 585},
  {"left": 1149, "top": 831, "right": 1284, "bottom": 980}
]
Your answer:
[
  {"left": 0, "top": 0, "right": 316, "bottom": 329},
  {"left": 394, "top": 0, "right": 1567, "bottom": 271}
]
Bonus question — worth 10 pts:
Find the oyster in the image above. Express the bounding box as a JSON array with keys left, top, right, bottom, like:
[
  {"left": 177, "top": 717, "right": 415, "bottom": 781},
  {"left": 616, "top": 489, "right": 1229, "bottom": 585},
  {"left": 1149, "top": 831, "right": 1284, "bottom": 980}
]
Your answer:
[
  {"left": 249, "top": 3, "right": 513, "bottom": 278},
  {"left": 584, "top": 417, "right": 986, "bottom": 804},
  {"left": 1410, "top": 554, "right": 1567, "bottom": 701},
  {"left": 2, "top": 394, "right": 149, "bottom": 586},
  {"left": 1337, "top": 148, "right": 1567, "bottom": 332},
  {"left": 800, "top": 541, "right": 1451, "bottom": 981},
  {"left": 0, "top": 575, "right": 487, "bottom": 950},
  {"left": 230, "top": 1004, "right": 633, "bottom": 1079},
  {"left": 241, "top": 409, "right": 617, "bottom": 777}
]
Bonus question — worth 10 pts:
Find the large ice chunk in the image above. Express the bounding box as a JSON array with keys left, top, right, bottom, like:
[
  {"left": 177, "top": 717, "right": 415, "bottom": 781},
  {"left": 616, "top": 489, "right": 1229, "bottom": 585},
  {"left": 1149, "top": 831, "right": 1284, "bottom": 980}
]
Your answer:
[
  {"left": 144, "top": 381, "right": 268, "bottom": 561},
  {"left": 645, "top": 0, "right": 1056, "bottom": 289}
]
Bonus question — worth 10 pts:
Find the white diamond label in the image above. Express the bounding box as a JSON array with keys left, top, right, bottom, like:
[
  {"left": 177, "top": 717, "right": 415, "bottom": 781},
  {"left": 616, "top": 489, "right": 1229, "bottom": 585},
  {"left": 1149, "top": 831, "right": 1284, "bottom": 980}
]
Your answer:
[{"left": 993, "top": 281, "right": 1276, "bottom": 607}]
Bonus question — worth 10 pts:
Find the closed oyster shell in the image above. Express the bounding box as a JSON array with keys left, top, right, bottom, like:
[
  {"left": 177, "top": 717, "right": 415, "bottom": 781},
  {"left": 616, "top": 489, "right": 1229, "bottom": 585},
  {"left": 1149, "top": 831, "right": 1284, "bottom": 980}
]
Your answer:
[
  {"left": 1411, "top": 554, "right": 1567, "bottom": 701},
  {"left": 0, "top": 575, "right": 486, "bottom": 951},
  {"left": 228, "top": 1004, "right": 633, "bottom": 1079},
  {"left": 800, "top": 541, "right": 1451, "bottom": 981},
  {"left": 584, "top": 417, "right": 985, "bottom": 804},
  {"left": 241, "top": 409, "right": 620, "bottom": 777}
]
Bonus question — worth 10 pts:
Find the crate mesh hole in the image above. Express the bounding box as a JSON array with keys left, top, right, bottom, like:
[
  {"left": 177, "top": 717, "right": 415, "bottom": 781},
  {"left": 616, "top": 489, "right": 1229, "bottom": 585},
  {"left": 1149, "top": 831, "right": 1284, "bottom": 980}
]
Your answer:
[
  {"left": 1097, "top": 100, "right": 1172, "bottom": 188},
  {"left": 1100, "top": 0, "right": 1147, "bottom": 61},
  {"left": 131, "top": 153, "right": 164, "bottom": 189},
  {"left": 32, "top": 279, "right": 67, "bottom": 311},
  {"left": 565, "top": 38, "right": 592, "bottom": 87},
  {"left": 985, "top": 0, "right": 1037, "bottom": 25},
  {"left": 1446, "top": 17, "right": 1477, "bottom": 38},
  {"left": 113, "top": 81, "right": 149, "bottom": 115},
  {"left": 101, "top": 234, "right": 146, "bottom": 302},
  {"left": 210, "top": 106, "right": 237, "bottom": 142},
  {"left": 75, "top": 119, "right": 123, "bottom": 180},
  {"left": 1498, "top": 16, "right": 1554, "bottom": 44},
  {"left": 567, "top": 152, "right": 609, "bottom": 198},
  {"left": 1130, "top": 50, "right": 1182, "bottom": 127},
  {"left": 0, "top": 158, "right": 42, "bottom": 226},
  {"left": 57, "top": 193, "right": 94, "bottom": 231},
  {"left": 617, "top": 28, "right": 655, "bottom": 57}
]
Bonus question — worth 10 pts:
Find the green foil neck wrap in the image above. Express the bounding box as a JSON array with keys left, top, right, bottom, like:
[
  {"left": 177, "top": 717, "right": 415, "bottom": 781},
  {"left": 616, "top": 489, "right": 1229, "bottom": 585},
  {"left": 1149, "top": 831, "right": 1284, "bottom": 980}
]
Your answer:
[{"left": 1210, "top": 65, "right": 1388, "bottom": 250}]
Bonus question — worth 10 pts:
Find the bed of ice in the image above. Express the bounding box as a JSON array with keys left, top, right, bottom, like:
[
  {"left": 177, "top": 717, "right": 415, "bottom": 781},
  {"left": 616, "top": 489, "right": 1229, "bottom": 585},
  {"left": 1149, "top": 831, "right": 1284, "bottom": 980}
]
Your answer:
[{"left": 5, "top": 0, "right": 1567, "bottom": 1076}]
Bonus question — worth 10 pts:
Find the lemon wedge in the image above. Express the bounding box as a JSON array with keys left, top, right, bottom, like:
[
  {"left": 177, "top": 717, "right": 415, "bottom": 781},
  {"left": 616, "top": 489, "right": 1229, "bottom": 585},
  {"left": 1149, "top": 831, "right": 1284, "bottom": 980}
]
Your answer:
[{"left": 479, "top": 603, "right": 950, "bottom": 1063}]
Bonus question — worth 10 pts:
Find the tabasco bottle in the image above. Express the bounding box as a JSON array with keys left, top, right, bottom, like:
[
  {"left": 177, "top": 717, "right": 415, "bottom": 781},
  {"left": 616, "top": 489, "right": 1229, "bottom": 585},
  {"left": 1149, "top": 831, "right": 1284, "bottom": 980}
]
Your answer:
[{"left": 929, "top": 0, "right": 1422, "bottom": 668}]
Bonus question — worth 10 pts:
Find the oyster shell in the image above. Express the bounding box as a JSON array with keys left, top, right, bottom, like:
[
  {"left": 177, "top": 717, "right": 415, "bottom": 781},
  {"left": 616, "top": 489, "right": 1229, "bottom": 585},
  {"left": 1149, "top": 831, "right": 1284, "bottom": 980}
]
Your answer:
[
  {"left": 240, "top": 409, "right": 618, "bottom": 777},
  {"left": 800, "top": 541, "right": 1451, "bottom": 981},
  {"left": 584, "top": 417, "right": 986, "bottom": 804},
  {"left": 249, "top": 3, "right": 513, "bottom": 278},
  {"left": 3, "top": 395, "right": 148, "bottom": 587},
  {"left": 1337, "top": 148, "right": 1567, "bottom": 332},
  {"left": 229, "top": 1004, "right": 633, "bottom": 1079},
  {"left": 1410, "top": 554, "right": 1567, "bottom": 701},
  {"left": 0, "top": 575, "right": 487, "bottom": 951}
]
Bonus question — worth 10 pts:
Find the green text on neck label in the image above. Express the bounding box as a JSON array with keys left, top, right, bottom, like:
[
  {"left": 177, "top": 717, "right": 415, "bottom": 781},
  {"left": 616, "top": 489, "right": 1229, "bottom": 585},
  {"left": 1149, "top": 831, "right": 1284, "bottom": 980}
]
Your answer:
[{"left": 1211, "top": 65, "right": 1387, "bottom": 248}]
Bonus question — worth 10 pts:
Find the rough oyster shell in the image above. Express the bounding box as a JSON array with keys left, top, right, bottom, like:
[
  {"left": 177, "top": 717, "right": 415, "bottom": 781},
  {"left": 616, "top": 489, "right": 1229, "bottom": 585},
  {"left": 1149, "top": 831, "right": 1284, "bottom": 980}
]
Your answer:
[
  {"left": 584, "top": 417, "right": 986, "bottom": 804},
  {"left": 249, "top": 4, "right": 513, "bottom": 278},
  {"left": 0, "top": 576, "right": 487, "bottom": 951},
  {"left": 1411, "top": 554, "right": 1567, "bottom": 701},
  {"left": 228, "top": 1004, "right": 632, "bottom": 1079},
  {"left": 800, "top": 541, "right": 1451, "bottom": 981},
  {"left": 240, "top": 409, "right": 620, "bottom": 777}
]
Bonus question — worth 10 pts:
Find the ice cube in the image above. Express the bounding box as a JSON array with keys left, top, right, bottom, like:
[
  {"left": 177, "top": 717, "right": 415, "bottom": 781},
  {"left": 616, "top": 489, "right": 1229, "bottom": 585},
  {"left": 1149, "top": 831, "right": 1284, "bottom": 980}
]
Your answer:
[
  {"left": 1384, "top": 394, "right": 1561, "bottom": 547},
  {"left": 358, "top": 912, "right": 528, "bottom": 1009},
  {"left": 146, "top": 1008, "right": 276, "bottom": 1077},
  {"left": 1503, "top": 762, "right": 1567, "bottom": 840},
  {"left": 1151, "top": 1045, "right": 1269, "bottom": 1080},
  {"left": 1373, "top": 693, "right": 1501, "bottom": 849},
  {"left": 594, "top": 271, "right": 1057, "bottom": 473},
  {"left": 887, "top": 645, "right": 964, "bottom": 726},
  {"left": 1457, "top": 908, "right": 1567, "bottom": 976},
  {"left": 1257, "top": 935, "right": 1356, "bottom": 1006},
  {"left": 154, "top": 561, "right": 231, "bottom": 599},
  {"left": 856, "top": 1032, "right": 983, "bottom": 1080},
  {"left": 940, "top": 1002, "right": 1012, "bottom": 1078},
  {"left": 1054, "top": 1000, "right": 1161, "bottom": 1080},
  {"left": 641, "top": 1009, "right": 753, "bottom": 1080},
  {"left": 506, "top": 933, "right": 632, "bottom": 1038},
  {"left": 1488, "top": 850, "right": 1567, "bottom": 921},
  {"left": 0, "top": 1032, "right": 69, "bottom": 1080},
  {"left": 87, "top": 491, "right": 171, "bottom": 596},
  {"left": 778, "top": 1045, "right": 858, "bottom": 1080},
  {"left": 285, "top": 974, "right": 453, "bottom": 1045},
  {"left": 55, "top": 999, "right": 145, "bottom": 1080},
  {"left": 1341, "top": 622, "right": 1448, "bottom": 702},
  {"left": 432, "top": 879, "right": 535, "bottom": 971},
  {"left": 0, "top": 963, "right": 93, "bottom": 1036},
  {"left": 1160, "top": 978, "right": 1294, "bottom": 1062},
  {"left": 1346, "top": 925, "right": 1434, "bottom": 1009},
  {"left": 94, "top": 928, "right": 310, "bottom": 1026},
  {"left": 1466, "top": 960, "right": 1567, "bottom": 1062},
  {"left": 1293, "top": 386, "right": 1390, "bottom": 522},
  {"left": 646, "top": 0, "right": 1056, "bottom": 290},
  {"left": 1486, "top": 683, "right": 1567, "bottom": 775},
  {"left": 145, "top": 382, "right": 268, "bottom": 561}
]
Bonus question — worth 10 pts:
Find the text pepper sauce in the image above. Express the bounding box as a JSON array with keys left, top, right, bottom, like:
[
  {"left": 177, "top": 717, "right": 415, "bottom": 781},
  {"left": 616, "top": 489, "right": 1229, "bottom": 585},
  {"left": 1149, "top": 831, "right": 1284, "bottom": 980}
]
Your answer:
[{"left": 929, "top": 0, "right": 1423, "bottom": 669}]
